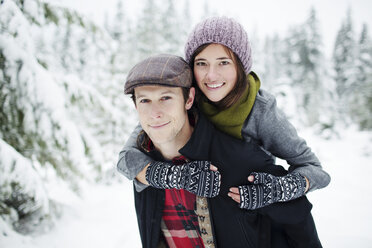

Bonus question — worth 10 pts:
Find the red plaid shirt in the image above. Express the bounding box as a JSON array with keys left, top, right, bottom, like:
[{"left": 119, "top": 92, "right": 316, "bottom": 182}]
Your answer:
[{"left": 161, "top": 156, "right": 205, "bottom": 248}]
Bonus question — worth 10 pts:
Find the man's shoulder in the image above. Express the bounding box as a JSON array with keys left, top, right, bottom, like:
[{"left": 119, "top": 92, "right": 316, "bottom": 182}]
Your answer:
[{"left": 179, "top": 110, "right": 215, "bottom": 159}]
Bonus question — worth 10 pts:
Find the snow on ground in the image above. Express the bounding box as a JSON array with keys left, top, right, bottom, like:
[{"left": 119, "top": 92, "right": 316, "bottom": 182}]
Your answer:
[
  {"left": 0, "top": 180, "right": 142, "bottom": 248},
  {"left": 30, "top": 181, "right": 141, "bottom": 248},
  {"left": 1, "top": 128, "right": 372, "bottom": 248},
  {"left": 305, "top": 128, "right": 372, "bottom": 248}
]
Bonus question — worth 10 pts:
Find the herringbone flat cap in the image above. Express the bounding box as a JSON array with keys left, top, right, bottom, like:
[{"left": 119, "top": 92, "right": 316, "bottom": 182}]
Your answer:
[{"left": 124, "top": 54, "right": 192, "bottom": 94}]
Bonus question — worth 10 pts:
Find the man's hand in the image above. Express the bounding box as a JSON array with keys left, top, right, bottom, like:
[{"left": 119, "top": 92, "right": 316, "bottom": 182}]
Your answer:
[
  {"left": 146, "top": 161, "right": 221, "bottom": 198},
  {"left": 228, "top": 172, "right": 307, "bottom": 210}
]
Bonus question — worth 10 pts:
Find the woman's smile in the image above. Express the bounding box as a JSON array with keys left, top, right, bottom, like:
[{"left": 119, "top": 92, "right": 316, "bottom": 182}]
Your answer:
[{"left": 205, "top": 82, "right": 225, "bottom": 89}]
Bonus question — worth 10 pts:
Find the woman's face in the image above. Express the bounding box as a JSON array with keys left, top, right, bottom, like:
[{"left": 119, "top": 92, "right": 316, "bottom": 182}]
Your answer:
[{"left": 193, "top": 44, "right": 238, "bottom": 103}]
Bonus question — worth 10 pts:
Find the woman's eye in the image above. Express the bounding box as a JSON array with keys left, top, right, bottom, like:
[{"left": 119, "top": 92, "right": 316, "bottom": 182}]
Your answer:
[
  {"left": 220, "top": 60, "right": 230, "bottom": 65},
  {"left": 195, "top": 61, "right": 207, "bottom": 66},
  {"left": 139, "top": 99, "right": 150, "bottom": 103}
]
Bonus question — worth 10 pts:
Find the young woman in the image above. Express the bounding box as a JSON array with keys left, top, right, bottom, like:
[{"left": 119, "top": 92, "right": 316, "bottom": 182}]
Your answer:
[
  {"left": 117, "top": 16, "right": 330, "bottom": 247},
  {"left": 183, "top": 16, "right": 330, "bottom": 198}
]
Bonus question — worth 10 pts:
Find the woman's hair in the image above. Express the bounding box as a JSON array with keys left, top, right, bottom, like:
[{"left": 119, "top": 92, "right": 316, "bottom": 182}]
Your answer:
[{"left": 190, "top": 44, "right": 248, "bottom": 110}]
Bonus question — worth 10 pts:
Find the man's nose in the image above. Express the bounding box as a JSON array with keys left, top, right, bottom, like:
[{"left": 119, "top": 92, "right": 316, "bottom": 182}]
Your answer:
[{"left": 150, "top": 103, "right": 163, "bottom": 119}]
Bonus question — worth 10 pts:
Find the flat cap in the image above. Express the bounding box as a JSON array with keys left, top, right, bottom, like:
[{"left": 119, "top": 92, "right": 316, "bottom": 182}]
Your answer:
[{"left": 124, "top": 54, "right": 192, "bottom": 94}]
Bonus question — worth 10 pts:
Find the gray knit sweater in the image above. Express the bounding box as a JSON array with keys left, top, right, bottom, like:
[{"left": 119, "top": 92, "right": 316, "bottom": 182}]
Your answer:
[{"left": 117, "top": 89, "right": 331, "bottom": 192}]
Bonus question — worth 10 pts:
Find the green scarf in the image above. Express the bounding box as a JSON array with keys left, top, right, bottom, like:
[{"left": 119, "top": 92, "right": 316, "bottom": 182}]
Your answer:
[{"left": 200, "top": 72, "right": 261, "bottom": 140}]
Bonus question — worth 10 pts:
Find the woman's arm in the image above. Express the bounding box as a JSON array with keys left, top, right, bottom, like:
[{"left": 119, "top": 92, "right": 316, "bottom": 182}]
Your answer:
[
  {"left": 116, "top": 124, "right": 153, "bottom": 192},
  {"left": 242, "top": 90, "right": 331, "bottom": 192},
  {"left": 228, "top": 172, "right": 307, "bottom": 210},
  {"left": 117, "top": 124, "right": 221, "bottom": 197}
]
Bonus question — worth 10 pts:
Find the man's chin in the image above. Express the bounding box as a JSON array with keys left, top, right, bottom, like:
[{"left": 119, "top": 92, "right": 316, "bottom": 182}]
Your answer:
[{"left": 148, "top": 134, "right": 171, "bottom": 145}]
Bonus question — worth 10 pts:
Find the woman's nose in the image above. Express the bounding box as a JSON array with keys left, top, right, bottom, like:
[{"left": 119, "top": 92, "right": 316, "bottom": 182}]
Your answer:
[{"left": 205, "top": 66, "right": 218, "bottom": 82}]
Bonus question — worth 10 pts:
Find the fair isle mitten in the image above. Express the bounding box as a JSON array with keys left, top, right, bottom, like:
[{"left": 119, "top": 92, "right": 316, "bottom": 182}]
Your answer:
[
  {"left": 238, "top": 172, "right": 307, "bottom": 210},
  {"left": 145, "top": 160, "right": 221, "bottom": 198}
]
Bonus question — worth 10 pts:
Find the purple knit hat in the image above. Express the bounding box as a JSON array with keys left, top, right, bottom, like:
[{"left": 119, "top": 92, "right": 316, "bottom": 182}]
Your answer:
[{"left": 184, "top": 16, "right": 252, "bottom": 74}]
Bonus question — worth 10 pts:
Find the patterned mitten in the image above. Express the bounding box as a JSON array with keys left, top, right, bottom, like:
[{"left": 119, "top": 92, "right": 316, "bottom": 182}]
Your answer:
[
  {"left": 145, "top": 161, "right": 221, "bottom": 198},
  {"left": 238, "top": 172, "right": 307, "bottom": 210}
]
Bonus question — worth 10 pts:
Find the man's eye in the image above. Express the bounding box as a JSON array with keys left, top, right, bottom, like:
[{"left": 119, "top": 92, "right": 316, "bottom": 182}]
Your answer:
[
  {"left": 139, "top": 99, "right": 150, "bottom": 103},
  {"left": 161, "top": 96, "right": 171, "bottom": 101}
]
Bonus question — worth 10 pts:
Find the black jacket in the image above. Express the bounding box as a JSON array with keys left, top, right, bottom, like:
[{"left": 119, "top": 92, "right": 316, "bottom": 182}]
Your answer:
[{"left": 134, "top": 112, "right": 320, "bottom": 248}]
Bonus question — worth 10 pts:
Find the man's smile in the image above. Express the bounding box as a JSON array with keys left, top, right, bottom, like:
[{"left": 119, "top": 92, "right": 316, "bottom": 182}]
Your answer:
[{"left": 149, "top": 121, "right": 171, "bottom": 128}]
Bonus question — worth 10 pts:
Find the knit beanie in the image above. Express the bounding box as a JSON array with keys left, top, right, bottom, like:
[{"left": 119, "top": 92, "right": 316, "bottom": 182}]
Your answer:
[{"left": 184, "top": 16, "right": 252, "bottom": 74}]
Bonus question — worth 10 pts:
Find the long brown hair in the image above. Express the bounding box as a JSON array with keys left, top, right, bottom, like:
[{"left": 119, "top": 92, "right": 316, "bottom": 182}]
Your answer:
[{"left": 190, "top": 43, "right": 248, "bottom": 110}]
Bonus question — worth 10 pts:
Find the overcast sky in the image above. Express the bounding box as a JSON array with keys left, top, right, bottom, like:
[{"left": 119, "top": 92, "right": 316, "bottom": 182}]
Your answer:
[{"left": 43, "top": 0, "right": 372, "bottom": 55}]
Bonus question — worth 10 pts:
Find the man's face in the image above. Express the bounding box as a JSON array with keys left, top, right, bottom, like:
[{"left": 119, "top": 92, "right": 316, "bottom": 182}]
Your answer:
[{"left": 134, "top": 85, "right": 194, "bottom": 146}]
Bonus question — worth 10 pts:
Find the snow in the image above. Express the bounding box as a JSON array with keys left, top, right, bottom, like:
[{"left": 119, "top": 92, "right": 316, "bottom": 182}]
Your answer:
[
  {"left": 0, "top": 140, "right": 49, "bottom": 217},
  {"left": 0, "top": 180, "right": 141, "bottom": 248},
  {"left": 306, "top": 129, "right": 372, "bottom": 247},
  {"left": 28, "top": 182, "right": 140, "bottom": 248},
  {"left": 1, "top": 129, "right": 371, "bottom": 248}
]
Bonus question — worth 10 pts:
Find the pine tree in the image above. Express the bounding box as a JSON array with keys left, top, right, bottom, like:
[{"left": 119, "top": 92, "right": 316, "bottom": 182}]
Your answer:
[
  {"left": 110, "top": 0, "right": 135, "bottom": 73},
  {"left": 135, "top": 0, "right": 162, "bottom": 61},
  {"left": 111, "top": 0, "right": 125, "bottom": 41},
  {"left": 261, "top": 34, "right": 286, "bottom": 91},
  {"left": 301, "top": 7, "right": 328, "bottom": 125},
  {"left": 159, "top": 0, "right": 182, "bottom": 55},
  {"left": 283, "top": 8, "right": 328, "bottom": 126},
  {"left": 333, "top": 8, "right": 356, "bottom": 101},
  {"left": 350, "top": 23, "right": 372, "bottom": 129},
  {"left": 61, "top": 22, "right": 72, "bottom": 70},
  {"left": 181, "top": 0, "right": 192, "bottom": 47},
  {"left": 1, "top": 0, "right": 136, "bottom": 233},
  {"left": 77, "top": 35, "right": 87, "bottom": 74}
]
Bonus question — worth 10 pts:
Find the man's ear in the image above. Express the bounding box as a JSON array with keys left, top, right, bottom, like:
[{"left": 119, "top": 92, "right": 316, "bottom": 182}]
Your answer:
[{"left": 185, "top": 87, "right": 195, "bottom": 110}]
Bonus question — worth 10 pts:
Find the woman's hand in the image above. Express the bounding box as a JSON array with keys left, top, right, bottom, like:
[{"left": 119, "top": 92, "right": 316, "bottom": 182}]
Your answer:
[
  {"left": 228, "top": 174, "right": 256, "bottom": 204},
  {"left": 228, "top": 172, "right": 307, "bottom": 210}
]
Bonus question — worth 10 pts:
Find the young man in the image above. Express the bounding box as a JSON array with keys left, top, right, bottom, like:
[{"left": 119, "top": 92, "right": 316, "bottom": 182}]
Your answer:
[
  {"left": 122, "top": 54, "right": 321, "bottom": 248},
  {"left": 124, "top": 54, "right": 220, "bottom": 248}
]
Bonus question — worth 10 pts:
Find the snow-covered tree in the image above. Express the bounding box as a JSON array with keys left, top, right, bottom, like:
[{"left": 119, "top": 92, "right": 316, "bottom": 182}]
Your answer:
[
  {"left": 181, "top": 0, "right": 193, "bottom": 47},
  {"left": 110, "top": 0, "right": 125, "bottom": 41},
  {"left": 283, "top": 8, "right": 330, "bottom": 126},
  {"left": 159, "top": 0, "right": 183, "bottom": 55},
  {"left": 61, "top": 22, "right": 72, "bottom": 70},
  {"left": 0, "top": 0, "right": 135, "bottom": 235},
  {"left": 260, "top": 34, "right": 286, "bottom": 91},
  {"left": 109, "top": 0, "right": 136, "bottom": 73},
  {"left": 134, "top": 0, "right": 162, "bottom": 61},
  {"left": 333, "top": 8, "right": 357, "bottom": 102},
  {"left": 350, "top": 23, "right": 372, "bottom": 129}
]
